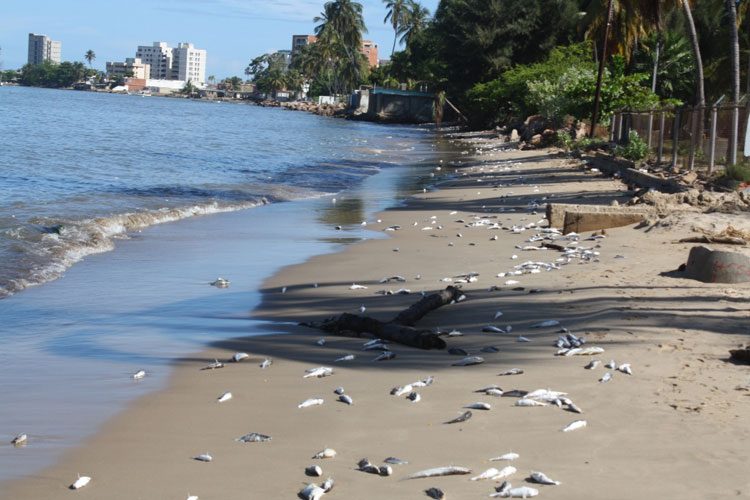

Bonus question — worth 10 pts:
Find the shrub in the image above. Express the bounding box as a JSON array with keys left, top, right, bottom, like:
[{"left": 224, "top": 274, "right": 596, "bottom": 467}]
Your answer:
[
  {"left": 724, "top": 161, "right": 750, "bottom": 182},
  {"left": 614, "top": 131, "right": 649, "bottom": 161}
]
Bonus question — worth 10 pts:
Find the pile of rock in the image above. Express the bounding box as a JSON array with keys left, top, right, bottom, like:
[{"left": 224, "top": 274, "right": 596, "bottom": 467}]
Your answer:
[{"left": 502, "top": 115, "right": 588, "bottom": 150}]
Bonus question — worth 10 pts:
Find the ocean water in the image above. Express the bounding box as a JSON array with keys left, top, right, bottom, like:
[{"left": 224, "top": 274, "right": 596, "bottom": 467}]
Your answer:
[{"left": 0, "top": 86, "right": 450, "bottom": 484}]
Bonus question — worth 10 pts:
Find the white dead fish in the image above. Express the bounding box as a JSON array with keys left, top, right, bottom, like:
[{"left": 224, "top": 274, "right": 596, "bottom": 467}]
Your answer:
[
  {"left": 483, "top": 325, "right": 506, "bottom": 333},
  {"left": 498, "top": 368, "right": 523, "bottom": 376},
  {"left": 193, "top": 453, "right": 213, "bottom": 462},
  {"left": 187, "top": 495, "right": 198, "bottom": 500},
  {"left": 335, "top": 354, "right": 355, "bottom": 362},
  {"left": 235, "top": 432, "right": 271, "bottom": 443},
  {"left": 498, "top": 486, "right": 540, "bottom": 498},
  {"left": 445, "top": 411, "right": 472, "bottom": 424},
  {"left": 494, "top": 466, "right": 517, "bottom": 479},
  {"left": 333, "top": 386, "right": 345, "bottom": 395},
  {"left": 232, "top": 352, "right": 250, "bottom": 362},
  {"left": 70, "top": 475, "right": 91, "bottom": 490},
  {"left": 391, "top": 384, "right": 413, "bottom": 397},
  {"left": 260, "top": 358, "right": 272, "bottom": 369},
  {"left": 407, "top": 466, "right": 472, "bottom": 479},
  {"left": 210, "top": 277, "right": 229, "bottom": 288},
  {"left": 490, "top": 452, "right": 519, "bottom": 461},
  {"left": 299, "top": 483, "right": 326, "bottom": 500},
  {"left": 464, "top": 402, "right": 492, "bottom": 410},
  {"left": 304, "top": 367, "right": 334, "bottom": 378},
  {"left": 517, "top": 336, "right": 531, "bottom": 342},
  {"left": 494, "top": 311, "right": 504, "bottom": 319},
  {"left": 576, "top": 346, "right": 604, "bottom": 356},
  {"left": 217, "top": 391, "right": 232, "bottom": 403},
  {"left": 373, "top": 351, "right": 396, "bottom": 361},
  {"left": 530, "top": 471, "right": 560, "bottom": 485},
  {"left": 531, "top": 320, "right": 560, "bottom": 328},
  {"left": 200, "top": 359, "right": 224, "bottom": 370},
  {"left": 566, "top": 402, "right": 584, "bottom": 414},
  {"left": 362, "top": 342, "right": 389, "bottom": 351},
  {"left": 321, "top": 478, "right": 334, "bottom": 492},
  {"left": 338, "top": 394, "right": 353, "bottom": 405},
  {"left": 494, "top": 481, "right": 512, "bottom": 496},
  {"left": 412, "top": 375, "right": 434, "bottom": 387},
  {"left": 384, "top": 457, "right": 409, "bottom": 465},
  {"left": 618, "top": 363, "right": 632, "bottom": 375},
  {"left": 605, "top": 359, "right": 616, "bottom": 369},
  {"left": 132, "top": 369, "right": 146, "bottom": 380},
  {"left": 306, "top": 465, "right": 323, "bottom": 477},
  {"left": 281, "top": 286, "right": 287, "bottom": 293},
  {"left": 452, "top": 356, "right": 485, "bottom": 366},
  {"left": 316, "top": 338, "right": 327, "bottom": 346},
  {"left": 599, "top": 372, "right": 612, "bottom": 383},
  {"left": 349, "top": 284, "right": 368, "bottom": 290},
  {"left": 407, "top": 392, "right": 421, "bottom": 402},
  {"left": 584, "top": 360, "right": 600, "bottom": 370},
  {"left": 11, "top": 433, "right": 27, "bottom": 446},
  {"left": 472, "top": 468, "right": 501, "bottom": 481},
  {"left": 562, "top": 420, "right": 587, "bottom": 432},
  {"left": 504, "top": 280, "right": 520, "bottom": 285},
  {"left": 525, "top": 389, "right": 567, "bottom": 400},
  {"left": 515, "top": 398, "right": 548, "bottom": 407},
  {"left": 312, "top": 448, "right": 337, "bottom": 459},
  {"left": 298, "top": 398, "right": 324, "bottom": 409}
]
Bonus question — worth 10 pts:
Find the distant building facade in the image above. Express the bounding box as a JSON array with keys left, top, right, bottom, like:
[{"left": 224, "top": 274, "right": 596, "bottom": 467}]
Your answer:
[
  {"left": 361, "top": 40, "right": 379, "bottom": 68},
  {"left": 106, "top": 58, "right": 150, "bottom": 79},
  {"left": 135, "top": 41, "right": 206, "bottom": 85},
  {"left": 27, "top": 33, "right": 61, "bottom": 65},
  {"left": 291, "top": 35, "right": 318, "bottom": 57},
  {"left": 290, "top": 35, "right": 379, "bottom": 68}
]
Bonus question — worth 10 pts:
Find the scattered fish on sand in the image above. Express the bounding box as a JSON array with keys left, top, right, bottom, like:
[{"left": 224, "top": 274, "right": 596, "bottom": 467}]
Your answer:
[
  {"left": 338, "top": 394, "right": 353, "bottom": 405},
  {"left": 193, "top": 453, "right": 213, "bottom": 462},
  {"left": 298, "top": 483, "right": 326, "bottom": 500},
  {"left": 312, "top": 448, "right": 337, "bottom": 459},
  {"left": 464, "top": 402, "right": 492, "bottom": 410},
  {"left": 452, "top": 356, "right": 484, "bottom": 366},
  {"left": 517, "top": 336, "right": 531, "bottom": 342},
  {"left": 445, "top": 410, "right": 472, "bottom": 424},
  {"left": 217, "top": 391, "right": 232, "bottom": 403},
  {"left": 481, "top": 346, "right": 500, "bottom": 353},
  {"left": 471, "top": 467, "right": 501, "bottom": 481},
  {"left": 69, "top": 475, "right": 91, "bottom": 490},
  {"left": 412, "top": 375, "right": 434, "bottom": 387},
  {"left": 11, "top": 434, "right": 27, "bottom": 446},
  {"left": 498, "top": 368, "right": 524, "bottom": 376},
  {"left": 425, "top": 487, "right": 445, "bottom": 499},
  {"left": 529, "top": 471, "right": 561, "bottom": 485},
  {"left": 605, "top": 360, "right": 617, "bottom": 369},
  {"left": 373, "top": 351, "right": 396, "bottom": 361},
  {"left": 362, "top": 342, "right": 389, "bottom": 351},
  {"left": 384, "top": 457, "right": 408, "bottom": 465},
  {"left": 298, "top": 398, "right": 324, "bottom": 409},
  {"left": 407, "top": 466, "right": 472, "bottom": 479},
  {"left": 132, "top": 369, "right": 146, "bottom": 380},
  {"left": 618, "top": 363, "right": 633, "bottom": 375},
  {"left": 502, "top": 389, "right": 528, "bottom": 398},
  {"left": 490, "top": 452, "right": 519, "bottom": 461},
  {"left": 260, "top": 358, "right": 272, "bottom": 369},
  {"left": 306, "top": 465, "right": 323, "bottom": 477},
  {"left": 232, "top": 352, "right": 249, "bottom": 362},
  {"left": 235, "top": 432, "right": 271, "bottom": 443},
  {"left": 562, "top": 420, "right": 587, "bottom": 432},
  {"left": 334, "top": 354, "right": 355, "bottom": 362},
  {"left": 304, "top": 367, "right": 334, "bottom": 378}
]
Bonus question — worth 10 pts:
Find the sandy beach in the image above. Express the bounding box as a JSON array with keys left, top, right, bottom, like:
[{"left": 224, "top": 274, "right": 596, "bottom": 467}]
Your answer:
[{"left": 3, "top": 140, "right": 749, "bottom": 499}]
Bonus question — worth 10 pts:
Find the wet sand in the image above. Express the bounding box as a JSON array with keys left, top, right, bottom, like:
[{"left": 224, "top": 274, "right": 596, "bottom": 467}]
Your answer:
[{"left": 3, "top": 145, "right": 749, "bottom": 499}]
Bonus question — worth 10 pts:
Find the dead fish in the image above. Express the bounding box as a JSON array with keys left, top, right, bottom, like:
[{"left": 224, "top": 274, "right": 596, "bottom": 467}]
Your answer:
[
  {"left": 464, "top": 402, "right": 491, "bottom": 410},
  {"left": 321, "top": 477, "right": 334, "bottom": 492},
  {"left": 334, "top": 354, "right": 355, "bottom": 362},
  {"left": 562, "top": 419, "right": 587, "bottom": 432},
  {"left": 200, "top": 359, "right": 224, "bottom": 370},
  {"left": 349, "top": 284, "right": 368, "bottom": 290},
  {"left": 481, "top": 346, "right": 500, "bottom": 353},
  {"left": 445, "top": 410, "right": 472, "bottom": 424},
  {"left": 476, "top": 384, "right": 502, "bottom": 393},
  {"left": 69, "top": 475, "right": 91, "bottom": 490},
  {"left": 577, "top": 346, "right": 604, "bottom": 356},
  {"left": 485, "top": 388, "right": 504, "bottom": 397},
  {"left": 391, "top": 384, "right": 413, "bottom": 396},
  {"left": 298, "top": 398, "right": 324, "bottom": 409},
  {"left": 407, "top": 466, "right": 472, "bottom": 479},
  {"left": 338, "top": 394, "right": 353, "bottom": 405},
  {"left": 515, "top": 398, "right": 547, "bottom": 407},
  {"left": 490, "top": 452, "right": 519, "bottom": 461},
  {"left": 312, "top": 448, "right": 337, "bottom": 459},
  {"left": 494, "top": 466, "right": 517, "bottom": 479},
  {"left": 448, "top": 347, "right": 470, "bottom": 356},
  {"left": 425, "top": 487, "right": 445, "bottom": 499},
  {"left": 495, "top": 486, "right": 539, "bottom": 498},
  {"left": 304, "top": 367, "right": 334, "bottom": 378},
  {"left": 11, "top": 433, "right": 27, "bottom": 446},
  {"left": 373, "top": 351, "right": 396, "bottom": 361},
  {"left": 452, "top": 356, "right": 484, "bottom": 366},
  {"left": 379, "top": 465, "right": 393, "bottom": 476},
  {"left": 357, "top": 458, "right": 381, "bottom": 475},
  {"left": 217, "top": 391, "right": 232, "bottom": 403},
  {"left": 525, "top": 389, "right": 567, "bottom": 400},
  {"left": 605, "top": 360, "right": 616, "bottom": 369},
  {"left": 380, "top": 275, "right": 407, "bottom": 283},
  {"left": 384, "top": 457, "right": 408, "bottom": 465},
  {"left": 260, "top": 358, "right": 272, "bottom": 369},
  {"left": 407, "top": 392, "right": 421, "bottom": 402},
  {"left": 333, "top": 387, "right": 345, "bottom": 395},
  {"left": 305, "top": 465, "right": 323, "bottom": 477},
  {"left": 517, "top": 336, "right": 531, "bottom": 342},
  {"left": 530, "top": 471, "right": 560, "bottom": 485},
  {"left": 412, "top": 375, "right": 434, "bottom": 387},
  {"left": 471, "top": 467, "right": 501, "bottom": 481},
  {"left": 495, "top": 481, "right": 512, "bottom": 495},
  {"left": 193, "top": 453, "right": 213, "bottom": 462},
  {"left": 232, "top": 352, "right": 249, "bottom": 362},
  {"left": 132, "top": 369, "right": 146, "bottom": 380},
  {"left": 566, "top": 402, "right": 584, "bottom": 414},
  {"left": 316, "top": 338, "right": 327, "bottom": 346},
  {"left": 210, "top": 277, "right": 229, "bottom": 288},
  {"left": 362, "top": 342, "right": 389, "bottom": 351},
  {"left": 498, "top": 368, "right": 523, "bottom": 376},
  {"left": 298, "top": 483, "right": 326, "bottom": 500},
  {"left": 483, "top": 325, "right": 506, "bottom": 333},
  {"left": 599, "top": 372, "right": 612, "bottom": 383},
  {"left": 618, "top": 363, "right": 632, "bottom": 375},
  {"left": 531, "top": 320, "right": 560, "bottom": 328},
  {"left": 502, "top": 389, "right": 528, "bottom": 398},
  {"left": 235, "top": 432, "right": 271, "bottom": 443},
  {"left": 584, "top": 360, "right": 600, "bottom": 370}
]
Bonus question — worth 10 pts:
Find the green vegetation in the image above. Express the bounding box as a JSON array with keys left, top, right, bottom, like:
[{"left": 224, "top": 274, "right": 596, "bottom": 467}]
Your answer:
[
  {"left": 614, "top": 131, "right": 649, "bottom": 161},
  {"left": 724, "top": 162, "right": 750, "bottom": 182},
  {"left": 18, "top": 61, "right": 90, "bottom": 88},
  {"left": 84, "top": 50, "right": 96, "bottom": 68}
]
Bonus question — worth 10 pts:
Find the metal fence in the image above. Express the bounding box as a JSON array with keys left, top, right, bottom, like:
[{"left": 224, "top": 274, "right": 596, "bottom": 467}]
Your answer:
[{"left": 611, "top": 99, "right": 750, "bottom": 173}]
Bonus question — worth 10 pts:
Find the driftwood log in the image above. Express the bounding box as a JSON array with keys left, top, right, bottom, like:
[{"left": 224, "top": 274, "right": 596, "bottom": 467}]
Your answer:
[{"left": 301, "top": 286, "right": 466, "bottom": 350}]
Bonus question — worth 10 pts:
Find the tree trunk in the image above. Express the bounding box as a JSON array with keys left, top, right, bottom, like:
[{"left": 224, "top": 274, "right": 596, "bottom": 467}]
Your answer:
[
  {"left": 590, "top": 0, "right": 615, "bottom": 139},
  {"left": 681, "top": 0, "right": 705, "bottom": 108},
  {"left": 301, "top": 286, "right": 467, "bottom": 350},
  {"left": 727, "top": 0, "right": 740, "bottom": 165}
]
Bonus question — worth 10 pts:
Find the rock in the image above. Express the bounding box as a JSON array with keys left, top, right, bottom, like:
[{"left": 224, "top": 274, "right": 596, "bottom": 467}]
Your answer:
[
  {"left": 684, "top": 246, "right": 750, "bottom": 283},
  {"left": 681, "top": 172, "right": 699, "bottom": 185},
  {"left": 530, "top": 134, "right": 543, "bottom": 146},
  {"left": 522, "top": 115, "right": 549, "bottom": 141},
  {"left": 729, "top": 347, "right": 750, "bottom": 363},
  {"left": 510, "top": 129, "right": 520, "bottom": 142},
  {"left": 575, "top": 122, "right": 589, "bottom": 140}
]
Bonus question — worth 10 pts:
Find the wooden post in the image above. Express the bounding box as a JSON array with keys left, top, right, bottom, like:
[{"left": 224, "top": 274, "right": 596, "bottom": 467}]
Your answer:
[
  {"left": 671, "top": 107, "right": 682, "bottom": 169},
  {"left": 657, "top": 110, "right": 666, "bottom": 166},
  {"left": 709, "top": 104, "right": 718, "bottom": 173},
  {"left": 590, "top": 0, "right": 615, "bottom": 138}
]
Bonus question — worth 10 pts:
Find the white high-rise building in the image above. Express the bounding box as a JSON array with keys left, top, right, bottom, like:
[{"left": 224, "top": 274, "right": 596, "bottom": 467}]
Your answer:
[
  {"left": 135, "top": 42, "right": 173, "bottom": 80},
  {"left": 171, "top": 43, "right": 206, "bottom": 85},
  {"left": 28, "top": 33, "right": 62, "bottom": 65},
  {"left": 134, "top": 41, "right": 206, "bottom": 85}
]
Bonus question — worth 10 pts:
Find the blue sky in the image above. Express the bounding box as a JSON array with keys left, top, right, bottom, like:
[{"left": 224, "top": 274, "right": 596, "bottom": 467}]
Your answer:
[{"left": 0, "top": 0, "right": 439, "bottom": 78}]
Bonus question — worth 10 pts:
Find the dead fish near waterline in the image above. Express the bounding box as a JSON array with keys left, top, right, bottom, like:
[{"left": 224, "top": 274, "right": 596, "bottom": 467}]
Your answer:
[
  {"left": 304, "top": 367, "right": 334, "bottom": 378},
  {"left": 338, "top": 394, "right": 353, "bottom": 405},
  {"left": 312, "top": 448, "right": 337, "bottom": 459},
  {"left": 316, "top": 338, "right": 327, "bottom": 346},
  {"left": 407, "top": 392, "right": 422, "bottom": 402},
  {"left": 69, "top": 475, "right": 91, "bottom": 490},
  {"left": 334, "top": 354, "right": 355, "bottom": 362},
  {"left": 529, "top": 471, "right": 561, "bottom": 485},
  {"left": 411, "top": 375, "right": 434, "bottom": 387},
  {"left": 362, "top": 342, "right": 389, "bottom": 351},
  {"left": 200, "top": 359, "right": 224, "bottom": 370},
  {"left": 259, "top": 358, "right": 272, "bottom": 369},
  {"left": 584, "top": 360, "right": 600, "bottom": 370},
  {"left": 448, "top": 347, "right": 470, "bottom": 356},
  {"left": 209, "top": 277, "right": 229, "bottom": 288},
  {"left": 193, "top": 453, "right": 213, "bottom": 462},
  {"left": 217, "top": 391, "right": 232, "bottom": 403},
  {"left": 498, "top": 368, "right": 523, "bottom": 376},
  {"left": 391, "top": 384, "right": 413, "bottom": 396},
  {"left": 483, "top": 325, "right": 506, "bottom": 333},
  {"left": 481, "top": 346, "right": 500, "bottom": 353},
  {"left": 11, "top": 434, "right": 27, "bottom": 446},
  {"left": 471, "top": 468, "right": 501, "bottom": 481},
  {"left": 531, "top": 320, "right": 560, "bottom": 328},
  {"left": 298, "top": 483, "right": 326, "bottom": 500},
  {"left": 445, "top": 410, "right": 472, "bottom": 424},
  {"left": 306, "top": 465, "right": 323, "bottom": 477},
  {"left": 464, "top": 402, "right": 492, "bottom": 410},
  {"left": 502, "top": 389, "right": 528, "bottom": 398},
  {"left": 492, "top": 486, "right": 540, "bottom": 498},
  {"left": 298, "top": 398, "right": 324, "bottom": 409},
  {"left": 517, "top": 336, "right": 531, "bottom": 342},
  {"left": 618, "top": 363, "right": 632, "bottom": 375},
  {"left": 452, "top": 356, "right": 484, "bottom": 366},
  {"left": 384, "top": 457, "right": 408, "bottom": 465},
  {"left": 562, "top": 420, "right": 587, "bottom": 432},
  {"left": 490, "top": 452, "right": 519, "bottom": 461},
  {"left": 373, "top": 351, "right": 396, "bottom": 361},
  {"left": 515, "top": 399, "right": 547, "bottom": 407},
  {"left": 407, "top": 466, "right": 472, "bottom": 479},
  {"left": 235, "top": 432, "right": 271, "bottom": 443},
  {"left": 605, "top": 359, "right": 616, "bottom": 369},
  {"left": 232, "top": 352, "right": 249, "bottom": 362},
  {"left": 349, "top": 284, "right": 368, "bottom": 290},
  {"left": 494, "top": 466, "right": 517, "bottom": 479},
  {"left": 333, "top": 387, "right": 345, "bottom": 395},
  {"left": 380, "top": 275, "right": 407, "bottom": 283},
  {"left": 599, "top": 372, "right": 612, "bottom": 383},
  {"left": 132, "top": 369, "right": 146, "bottom": 380},
  {"left": 425, "top": 487, "right": 445, "bottom": 499}
]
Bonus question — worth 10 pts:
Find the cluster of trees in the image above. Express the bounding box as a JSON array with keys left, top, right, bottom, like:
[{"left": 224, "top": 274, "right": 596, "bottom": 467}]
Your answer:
[{"left": 17, "top": 60, "right": 94, "bottom": 88}]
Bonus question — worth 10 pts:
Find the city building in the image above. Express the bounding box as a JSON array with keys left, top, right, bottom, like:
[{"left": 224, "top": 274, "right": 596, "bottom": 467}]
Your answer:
[
  {"left": 171, "top": 42, "right": 207, "bottom": 85},
  {"left": 291, "top": 35, "right": 318, "bottom": 57},
  {"left": 361, "top": 40, "right": 379, "bottom": 68},
  {"left": 135, "top": 42, "right": 173, "bottom": 80},
  {"left": 27, "top": 33, "right": 61, "bottom": 65},
  {"left": 105, "top": 58, "right": 150, "bottom": 79}
]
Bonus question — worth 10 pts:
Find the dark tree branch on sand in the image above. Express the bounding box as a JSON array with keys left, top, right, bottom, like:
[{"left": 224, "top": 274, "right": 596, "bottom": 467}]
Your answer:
[{"left": 300, "top": 286, "right": 466, "bottom": 350}]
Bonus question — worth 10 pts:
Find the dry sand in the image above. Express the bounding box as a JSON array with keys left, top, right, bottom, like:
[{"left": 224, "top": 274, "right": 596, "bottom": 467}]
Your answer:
[{"left": 3, "top": 144, "right": 750, "bottom": 499}]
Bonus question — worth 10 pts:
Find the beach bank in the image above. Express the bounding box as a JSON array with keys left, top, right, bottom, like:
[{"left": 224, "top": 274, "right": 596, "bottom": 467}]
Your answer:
[{"left": 3, "top": 141, "right": 749, "bottom": 499}]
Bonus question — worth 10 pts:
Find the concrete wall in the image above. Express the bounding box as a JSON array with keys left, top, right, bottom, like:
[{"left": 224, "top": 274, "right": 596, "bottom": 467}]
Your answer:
[{"left": 353, "top": 89, "right": 435, "bottom": 123}]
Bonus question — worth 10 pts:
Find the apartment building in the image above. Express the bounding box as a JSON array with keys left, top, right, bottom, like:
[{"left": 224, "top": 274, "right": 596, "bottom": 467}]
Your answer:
[
  {"left": 291, "top": 35, "right": 318, "bottom": 57},
  {"left": 105, "top": 58, "right": 151, "bottom": 79},
  {"left": 27, "top": 33, "right": 62, "bottom": 65},
  {"left": 171, "top": 43, "right": 207, "bottom": 85},
  {"left": 291, "top": 35, "right": 379, "bottom": 68},
  {"left": 135, "top": 42, "right": 173, "bottom": 80}
]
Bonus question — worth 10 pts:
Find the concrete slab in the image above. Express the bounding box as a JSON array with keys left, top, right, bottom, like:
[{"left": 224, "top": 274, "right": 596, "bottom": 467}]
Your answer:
[{"left": 685, "top": 245, "right": 750, "bottom": 283}]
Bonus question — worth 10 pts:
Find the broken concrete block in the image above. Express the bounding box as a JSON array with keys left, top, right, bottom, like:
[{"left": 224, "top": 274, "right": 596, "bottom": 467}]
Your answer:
[{"left": 685, "top": 245, "right": 750, "bottom": 283}]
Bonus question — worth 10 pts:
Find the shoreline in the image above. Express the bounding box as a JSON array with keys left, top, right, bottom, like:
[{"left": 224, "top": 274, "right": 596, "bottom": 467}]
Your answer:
[{"left": 3, "top": 140, "right": 750, "bottom": 499}]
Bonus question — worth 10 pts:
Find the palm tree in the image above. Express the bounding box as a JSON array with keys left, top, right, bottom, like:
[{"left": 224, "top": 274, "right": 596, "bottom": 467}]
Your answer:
[
  {"left": 726, "top": 0, "right": 740, "bottom": 164},
  {"left": 314, "top": 1, "right": 367, "bottom": 94},
  {"left": 383, "top": 0, "right": 407, "bottom": 56},
  {"left": 398, "top": 0, "right": 430, "bottom": 49},
  {"left": 84, "top": 50, "right": 96, "bottom": 69}
]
